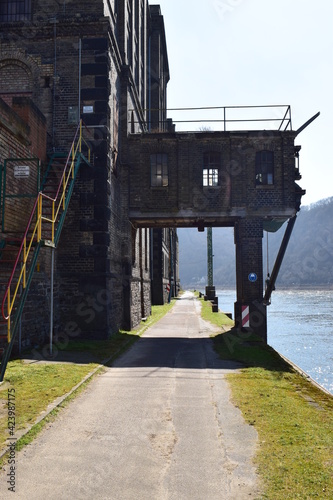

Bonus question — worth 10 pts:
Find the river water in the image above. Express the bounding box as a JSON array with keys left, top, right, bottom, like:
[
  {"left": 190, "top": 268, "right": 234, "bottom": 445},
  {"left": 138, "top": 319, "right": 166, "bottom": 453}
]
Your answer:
[{"left": 215, "top": 289, "right": 333, "bottom": 395}]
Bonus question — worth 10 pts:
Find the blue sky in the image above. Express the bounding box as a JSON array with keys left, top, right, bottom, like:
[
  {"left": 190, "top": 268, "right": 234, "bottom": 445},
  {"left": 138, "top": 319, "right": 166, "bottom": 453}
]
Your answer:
[{"left": 157, "top": 0, "right": 333, "bottom": 205}]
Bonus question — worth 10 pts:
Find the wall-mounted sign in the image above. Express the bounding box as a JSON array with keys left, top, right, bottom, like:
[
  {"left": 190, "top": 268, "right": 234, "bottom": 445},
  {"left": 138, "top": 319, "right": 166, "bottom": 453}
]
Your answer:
[
  {"left": 83, "top": 105, "right": 94, "bottom": 114},
  {"left": 68, "top": 106, "right": 79, "bottom": 124},
  {"left": 248, "top": 273, "right": 257, "bottom": 282},
  {"left": 14, "top": 165, "right": 30, "bottom": 178}
]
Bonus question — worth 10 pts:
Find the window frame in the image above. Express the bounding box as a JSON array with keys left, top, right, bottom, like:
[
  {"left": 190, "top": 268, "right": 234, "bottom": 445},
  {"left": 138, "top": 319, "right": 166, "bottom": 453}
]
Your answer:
[
  {"left": 150, "top": 153, "right": 168, "bottom": 187},
  {"left": 203, "top": 152, "right": 221, "bottom": 187},
  {"left": 0, "top": 0, "right": 32, "bottom": 22},
  {"left": 255, "top": 150, "right": 274, "bottom": 186}
]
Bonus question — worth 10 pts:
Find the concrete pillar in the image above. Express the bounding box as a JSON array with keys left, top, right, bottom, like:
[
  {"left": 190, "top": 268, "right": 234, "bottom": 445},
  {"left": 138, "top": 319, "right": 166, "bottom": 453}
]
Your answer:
[{"left": 234, "top": 218, "right": 267, "bottom": 341}]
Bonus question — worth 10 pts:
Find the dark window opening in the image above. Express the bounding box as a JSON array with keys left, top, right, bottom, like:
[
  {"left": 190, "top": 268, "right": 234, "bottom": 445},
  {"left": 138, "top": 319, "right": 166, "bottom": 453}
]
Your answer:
[
  {"left": 0, "top": 0, "right": 32, "bottom": 22},
  {"left": 203, "top": 152, "right": 220, "bottom": 186},
  {"left": 255, "top": 150, "right": 274, "bottom": 185},
  {"left": 44, "top": 76, "right": 51, "bottom": 88},
  {"left": 131, "top": 111, "right": 135, "bottom": 133},
  {"left": 151, "top": 153, "right": 168, "bottom": 187}
]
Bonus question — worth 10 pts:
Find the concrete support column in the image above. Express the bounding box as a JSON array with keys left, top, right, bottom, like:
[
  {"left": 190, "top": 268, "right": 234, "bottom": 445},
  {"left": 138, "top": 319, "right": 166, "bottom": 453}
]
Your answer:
[{"left": 234, "top": 218, "right": 267, "bottom": 341}]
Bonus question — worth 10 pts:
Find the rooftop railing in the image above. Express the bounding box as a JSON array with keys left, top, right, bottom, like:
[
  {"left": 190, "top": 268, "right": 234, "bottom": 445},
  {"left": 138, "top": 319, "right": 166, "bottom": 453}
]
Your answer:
[{"left": 132, "top": 104, "right": 293, "bottom": 133}]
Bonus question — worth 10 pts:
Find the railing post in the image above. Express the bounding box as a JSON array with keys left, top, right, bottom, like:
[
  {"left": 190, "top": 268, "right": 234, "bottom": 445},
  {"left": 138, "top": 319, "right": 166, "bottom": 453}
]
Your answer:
[
  {"left": 7, "top": 289, "right": 10, "bottom": 342},
  {"left": 23, "top": 239, "right": 26, "bottom": 288},
  {"left": 72, "top": 142, "right": 75, "bottom": 179},
  {"left": 52, "top": 201, "right": 55, "bottom": 243},
  {"left": 38, "top": 195, "right": 42, "bottom": 242},
  {"left": 79, "top": 120, "right": 82, "bottom": 153},
  {"left": 63, "top": 173, "right": 66, "bottom": 209},
  {"left": 49, "top": 247, "right": 55, "bottom": 356}
]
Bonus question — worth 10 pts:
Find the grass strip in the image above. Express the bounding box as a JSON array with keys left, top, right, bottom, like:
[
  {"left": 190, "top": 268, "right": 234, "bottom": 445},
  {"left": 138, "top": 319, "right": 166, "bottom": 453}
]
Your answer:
[
  {"left": 0, "top": 362, "right": 98, "bottom": 456},
  {"left": 199, "top": 295, "right": 333, "bottom": 499}
]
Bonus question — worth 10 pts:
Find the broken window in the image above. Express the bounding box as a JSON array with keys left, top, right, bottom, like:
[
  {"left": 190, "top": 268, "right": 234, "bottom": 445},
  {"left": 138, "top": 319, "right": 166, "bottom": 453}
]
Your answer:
[
  {"left": 255, "top": 150, "right": 274, "bottom": 185},
  {"left": 0, "top": 0, "right": 31, "bottom": 22},
  {"left": 203, "top": 152, "right": 220, "bottom": 186},
  {"left": 151, "top": 153, "right": 168, "bottom": 187}
]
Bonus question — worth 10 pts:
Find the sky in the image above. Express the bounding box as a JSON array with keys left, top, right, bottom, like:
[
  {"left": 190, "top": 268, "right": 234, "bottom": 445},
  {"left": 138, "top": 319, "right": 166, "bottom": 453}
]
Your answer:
[{"left": 156, "top": 0, "right": 333, "bottom": 205}]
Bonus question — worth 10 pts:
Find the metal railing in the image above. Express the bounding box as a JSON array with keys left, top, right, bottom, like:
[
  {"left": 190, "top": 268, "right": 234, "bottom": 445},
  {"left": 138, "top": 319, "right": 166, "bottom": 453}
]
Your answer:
[
  {"left": 1, "top": 120, "right": 91, "bottom": 341},
  {"left": 132, "top": 104, "right": 293, "bottom": 132},
  {"left": 40, "top": 121, "right": 91, "bottom": 243}
]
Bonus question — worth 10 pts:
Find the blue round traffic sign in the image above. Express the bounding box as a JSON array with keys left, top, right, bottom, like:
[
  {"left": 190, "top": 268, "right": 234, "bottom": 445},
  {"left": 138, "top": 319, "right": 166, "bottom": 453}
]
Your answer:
[{"left": 248, "top": 273, "right": 257, "bottom": 282}]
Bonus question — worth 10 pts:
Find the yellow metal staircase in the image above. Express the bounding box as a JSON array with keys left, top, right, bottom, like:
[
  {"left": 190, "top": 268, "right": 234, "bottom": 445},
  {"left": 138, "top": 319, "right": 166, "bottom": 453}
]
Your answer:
[{"left": 0, "top": 121, "right": 91, "bottom": 380}]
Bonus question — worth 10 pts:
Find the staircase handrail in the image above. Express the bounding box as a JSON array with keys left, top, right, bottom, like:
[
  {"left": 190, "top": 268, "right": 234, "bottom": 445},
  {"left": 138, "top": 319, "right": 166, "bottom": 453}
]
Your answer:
[
  {"left": 1, "top": 120, "right": 90, "bottom": 338},
  {"left": 40, "top": 123, "right": 81, "bottom": 242},
  {"left": 1, "top": 193, "right": 42, "bottom": 325}
]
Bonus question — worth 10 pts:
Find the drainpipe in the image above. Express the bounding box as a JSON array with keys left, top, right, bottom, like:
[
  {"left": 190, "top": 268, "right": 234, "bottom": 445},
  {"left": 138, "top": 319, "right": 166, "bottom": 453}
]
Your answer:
[
  {"left": 78, "top": 38, "right": 82, "bottom": 123},
  {"left": 49, "top": 247, "right": 55, "bottom": 356},
  {"left": 52, "top": 18, "right": 57, "bottom": 150},
  {"left": 148, "top": 35, "right": 151, "bottom": 130}
]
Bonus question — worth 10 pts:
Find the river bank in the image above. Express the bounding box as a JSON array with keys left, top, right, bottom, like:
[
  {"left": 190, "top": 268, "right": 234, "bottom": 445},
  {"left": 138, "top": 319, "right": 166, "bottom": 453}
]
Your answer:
[{"left": 214, "top": 288, "right": 333, "bottom": 395}]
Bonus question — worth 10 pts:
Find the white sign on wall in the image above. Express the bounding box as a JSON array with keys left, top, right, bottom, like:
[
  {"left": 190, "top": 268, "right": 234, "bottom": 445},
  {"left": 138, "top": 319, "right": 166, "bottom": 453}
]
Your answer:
[{"left": 14, "top": 165, "right": 30, "bottom": 178}]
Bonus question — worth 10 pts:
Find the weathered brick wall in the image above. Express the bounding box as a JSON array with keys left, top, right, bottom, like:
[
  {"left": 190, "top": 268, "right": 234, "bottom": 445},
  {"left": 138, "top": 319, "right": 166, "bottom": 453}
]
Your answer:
[
  {"left": 12, "top": 97, "right": 47, "bottom": 162},
  {"left": 0, "top": 97, "right": 46, "bottom": 233},
  {"left": 30, "top": 0, "right": 104, "bottom": 22},
  {"left": 149, "top": 5, "right": 169, "bottom": 131},
  {"left": 151, "top": 228, "right": 177, "bottom": 305},
  {"left": 0, "top": 1, "right": 177, "bottom": 346},
  {"left": 234, "top": 217, "right": 267, "bottom": 339},
  {"left": 126, "top": 131, "right": 300, "bottom": 223},
  {"left": 0, "top": 98, "right": 30, "bottom": 161},
  {"left": 19, "top": 259, "right": 55, "bottom": 351}
]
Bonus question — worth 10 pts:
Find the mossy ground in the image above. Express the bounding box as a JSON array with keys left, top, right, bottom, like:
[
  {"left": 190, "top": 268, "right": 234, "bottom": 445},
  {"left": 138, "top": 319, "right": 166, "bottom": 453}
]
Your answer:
[{"left": 199, "top": 294, "right": 333, "bottom": 499}]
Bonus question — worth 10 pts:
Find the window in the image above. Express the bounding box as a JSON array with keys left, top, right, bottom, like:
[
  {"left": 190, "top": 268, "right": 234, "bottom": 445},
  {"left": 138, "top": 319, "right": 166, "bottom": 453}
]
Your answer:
[
  {"left": 0, "top": 0, "right": 31, "bottom": 22},
  {"left": 151, "top": 154, "right": 168, "bottom": 187},
  {"left": 127, "top": 0, "right": 133, "bottom": 67},
  {"left": 255, "top": 150, "right": 274, "bottom": 185},
  {"left": 203, "top": 152, "right": 220, "bottom": 187}
]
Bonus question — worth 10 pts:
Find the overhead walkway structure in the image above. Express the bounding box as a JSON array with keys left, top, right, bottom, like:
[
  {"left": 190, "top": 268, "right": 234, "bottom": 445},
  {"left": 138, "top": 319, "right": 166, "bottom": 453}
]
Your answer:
[{"left": 125, "top": 106, "right": 319, "bottom": 340}]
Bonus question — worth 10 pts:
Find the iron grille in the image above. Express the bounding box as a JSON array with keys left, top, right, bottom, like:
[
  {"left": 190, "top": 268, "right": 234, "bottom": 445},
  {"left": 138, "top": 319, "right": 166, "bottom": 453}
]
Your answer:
[{"left": 0, "top": 0, "right": 31, "bottom": 22}]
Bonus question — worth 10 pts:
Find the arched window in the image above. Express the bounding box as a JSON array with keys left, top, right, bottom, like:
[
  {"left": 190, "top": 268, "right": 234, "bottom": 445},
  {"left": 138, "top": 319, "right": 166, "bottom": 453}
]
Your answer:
[
  {"left": 255, "top": 150, "right": 274, "bottom": 185},
  {"left": 0, "top": 1, "right": 32, "bottom": 22},
  {"left": 203, "top": 152, "right": 220, "bottom": 187}
]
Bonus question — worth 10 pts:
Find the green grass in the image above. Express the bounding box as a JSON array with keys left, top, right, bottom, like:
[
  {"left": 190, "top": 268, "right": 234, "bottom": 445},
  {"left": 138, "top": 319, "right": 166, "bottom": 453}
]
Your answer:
[
  {"left": 199, "top": 295, "right": 333, "bottom": 499},
  {"left": 199, "top": 296, "right": 235, "bottom": 330},
  {"left": 0, "top": 361, "right": 98, "bottom": 454},
  {"left": 14, "top": 373, "right": 99, "bottom": 453},
  {"left": 227, "top": 367, "right": 333, "bottom": 499}
]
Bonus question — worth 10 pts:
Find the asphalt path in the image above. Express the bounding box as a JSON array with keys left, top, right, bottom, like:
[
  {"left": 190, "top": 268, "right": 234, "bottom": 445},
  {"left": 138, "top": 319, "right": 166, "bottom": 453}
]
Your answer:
[{"left": 0, "top": 291, "right": 260, "bottom": 499}]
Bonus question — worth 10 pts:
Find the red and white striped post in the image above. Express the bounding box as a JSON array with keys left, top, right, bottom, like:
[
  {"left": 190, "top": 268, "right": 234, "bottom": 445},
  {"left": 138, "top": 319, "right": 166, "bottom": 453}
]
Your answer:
[
  {"left": 166, "top": 283, "right": 171, "bottom": 303},
  {"left": 241, "top": 305, "right": 250, "bottom": 328}
]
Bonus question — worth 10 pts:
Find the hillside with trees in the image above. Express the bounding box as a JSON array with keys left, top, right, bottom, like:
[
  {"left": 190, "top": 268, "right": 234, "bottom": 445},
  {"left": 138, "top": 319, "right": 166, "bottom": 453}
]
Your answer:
[{"left": 178, "top": 197, "right": 333, "bottom": 288}]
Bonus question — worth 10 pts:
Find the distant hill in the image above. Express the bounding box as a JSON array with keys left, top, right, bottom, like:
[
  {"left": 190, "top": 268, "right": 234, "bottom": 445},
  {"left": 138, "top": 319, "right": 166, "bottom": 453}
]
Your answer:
[{"left": 178, "top": 197, "right": 333, "bottom": 288}]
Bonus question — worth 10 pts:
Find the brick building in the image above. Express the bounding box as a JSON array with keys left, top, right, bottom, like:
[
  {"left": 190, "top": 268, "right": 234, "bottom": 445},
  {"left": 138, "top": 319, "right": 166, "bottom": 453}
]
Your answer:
[
  {"left": 0, "top": 1, "right": 179, "bottom": 348},
  {"left": 0, "top": 1, "right": 307, "bottom": 350},
  {"left": 126, "top": 121, "right": 306, "bottom": 339}
]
